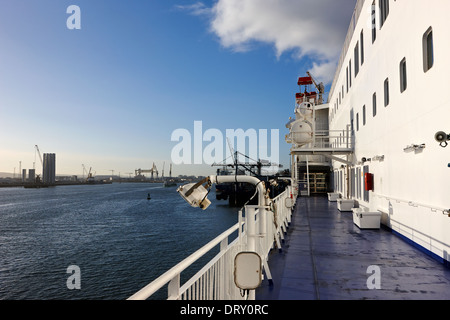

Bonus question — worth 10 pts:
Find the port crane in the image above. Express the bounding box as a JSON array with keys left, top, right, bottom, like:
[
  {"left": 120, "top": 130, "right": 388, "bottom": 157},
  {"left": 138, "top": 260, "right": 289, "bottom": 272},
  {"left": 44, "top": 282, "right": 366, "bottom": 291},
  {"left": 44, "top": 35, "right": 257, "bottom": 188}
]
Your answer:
[
  {"left": 212, "top": 138, "right": 280, "bottom": 177},
  {"left": 33, "top": 145, "right": 44, "bottom": 175},
  {"left": 86, "top": 167, "right": 95, "bottom": 182},
  {"left": 135, "top": 163, "right": 159, "bottom": 179},
  {"left": 125, "top": 173, "right": 134, "bottom": 178},
  {"left": 82, "top": 164, "right": 95, "bottom": 182},
  {"left": 306, "top": 71, "right": 325, "bottom": 104},
  {"left": 82, "top": 164, "right": 88, "bottom": 179}
]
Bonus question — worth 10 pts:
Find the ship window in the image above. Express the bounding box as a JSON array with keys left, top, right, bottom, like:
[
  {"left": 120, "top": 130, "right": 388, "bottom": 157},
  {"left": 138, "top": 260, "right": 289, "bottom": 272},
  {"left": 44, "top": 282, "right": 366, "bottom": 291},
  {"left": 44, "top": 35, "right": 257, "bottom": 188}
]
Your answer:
[
  {"left": 384, "top": 78, "right": 389, "bottom": 106},
  {"left": 400, "top": 58, "right": 407, "bottom": 93},
  {"left": 354, "top": 43, "right": 360, "bottom": 77},
  {"left": 334, "top": 172, "right": 337, "bottom": 191},
  {"left": 357, "top": 167, "right": 361, "bottom": 199},
  {"left": 338, "top": 171, "right": 340, "bottom": 192},
  {"left": 360, "top": 30, "right": 364, "bottom": 65},
  {"left": 346, "top": 67, "right": 349, "bottom": 92},
  {"left": 350, "top": 168, "right": 355, "bottom": 198},
  {"left": 335, "top": 171, "right": 338, "bottom": 192},
  {"left": 371, "top": 1, "right": 376, "bottom": 43},
  {"left": 423, "top": 27, "right": 434, "bottom": 72},
  {"left": 356, "top": 113, "right": 359, "bottom": 131},
  {"left": 379, "top": 0, "right": 389, "bottom": 29},
  {"left": 373, "top": 93, "right": 377, "bottom": 117},
  {"left": 362, "top": 105, "right": 366, "bottom": 126},
  {"left": 349, "top": 60, "right": 352, "bottom": 88},
  {"left": 350, "top": 108, "right": 354, "bottom": 134}
]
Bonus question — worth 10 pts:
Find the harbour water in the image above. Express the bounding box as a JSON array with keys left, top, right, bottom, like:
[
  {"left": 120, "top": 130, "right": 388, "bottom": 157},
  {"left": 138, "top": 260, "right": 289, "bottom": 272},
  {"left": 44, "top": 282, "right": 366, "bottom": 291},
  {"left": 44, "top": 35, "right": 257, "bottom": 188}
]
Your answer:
[{"left": 0, "top": 183, "right": 239, "bottom": 300}]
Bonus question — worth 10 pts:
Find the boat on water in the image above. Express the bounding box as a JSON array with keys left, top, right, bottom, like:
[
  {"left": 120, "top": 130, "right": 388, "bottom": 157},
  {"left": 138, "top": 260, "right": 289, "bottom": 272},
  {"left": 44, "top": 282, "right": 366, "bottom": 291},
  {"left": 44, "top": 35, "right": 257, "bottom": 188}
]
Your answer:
[
  {"left": 23, "top": 183, "right": 49, "bottom": 189},
  {"left": 23, "top": 175, "right": 50, "bottom": 188},
  {"left": 163, "top": 180, "right": 177, "bottom": 187},
  {"left": 212, "top": 151, "right": 288, "bottom": 207},
  {"left": 163, "top": 163, "right": 177, "bottom": 187}
]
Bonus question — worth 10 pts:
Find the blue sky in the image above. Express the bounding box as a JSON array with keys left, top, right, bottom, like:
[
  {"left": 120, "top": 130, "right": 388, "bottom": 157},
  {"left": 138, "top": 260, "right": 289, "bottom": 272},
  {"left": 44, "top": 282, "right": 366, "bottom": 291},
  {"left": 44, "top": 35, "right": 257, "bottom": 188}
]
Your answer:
[{"left": 0, "top": 0, "right": 355, "bottom": 177}]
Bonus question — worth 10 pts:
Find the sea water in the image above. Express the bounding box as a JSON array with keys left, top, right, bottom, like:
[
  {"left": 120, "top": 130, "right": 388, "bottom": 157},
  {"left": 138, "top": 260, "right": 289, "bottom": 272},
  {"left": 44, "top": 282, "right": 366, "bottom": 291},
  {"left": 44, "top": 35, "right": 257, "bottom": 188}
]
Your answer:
[{"left": 0, "top": 183, "right": 239, "bottom": 300}]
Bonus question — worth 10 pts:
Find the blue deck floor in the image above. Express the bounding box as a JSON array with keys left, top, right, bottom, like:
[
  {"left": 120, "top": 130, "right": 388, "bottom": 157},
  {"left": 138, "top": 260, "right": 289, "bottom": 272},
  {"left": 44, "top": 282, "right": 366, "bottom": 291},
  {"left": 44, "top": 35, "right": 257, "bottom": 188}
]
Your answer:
[{"left": 256, "top": 196, "right": 450, "bottom": 300}]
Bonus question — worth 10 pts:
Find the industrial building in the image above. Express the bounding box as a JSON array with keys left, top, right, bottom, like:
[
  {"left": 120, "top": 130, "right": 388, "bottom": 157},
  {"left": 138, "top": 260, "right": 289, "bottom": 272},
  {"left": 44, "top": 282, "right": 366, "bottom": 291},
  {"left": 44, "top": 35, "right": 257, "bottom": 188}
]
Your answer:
[
  {"left": 42, "top": 153, "right": 56, "bottom": 185},
  {"left": 28, "top": 169, "right": 36, "bottom": 183}
]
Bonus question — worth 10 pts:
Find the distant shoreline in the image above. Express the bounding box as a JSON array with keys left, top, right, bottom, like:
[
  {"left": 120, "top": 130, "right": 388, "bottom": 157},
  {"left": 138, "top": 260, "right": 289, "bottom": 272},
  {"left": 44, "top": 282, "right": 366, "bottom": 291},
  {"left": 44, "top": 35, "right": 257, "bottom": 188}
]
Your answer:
[{"left": 0, "top": 178, "right": 191, "bottom": 189}]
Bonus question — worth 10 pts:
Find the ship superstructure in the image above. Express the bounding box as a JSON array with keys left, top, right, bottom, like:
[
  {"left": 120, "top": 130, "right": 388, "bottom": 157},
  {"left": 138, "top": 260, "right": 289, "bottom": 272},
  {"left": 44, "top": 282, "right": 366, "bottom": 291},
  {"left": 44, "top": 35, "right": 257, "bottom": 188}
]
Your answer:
[
  {"left": 288, "top": 0, "right": 450, "bottom": 265},
  {"left": 286, "top": 71, "right": 354, "bottom": 197}
]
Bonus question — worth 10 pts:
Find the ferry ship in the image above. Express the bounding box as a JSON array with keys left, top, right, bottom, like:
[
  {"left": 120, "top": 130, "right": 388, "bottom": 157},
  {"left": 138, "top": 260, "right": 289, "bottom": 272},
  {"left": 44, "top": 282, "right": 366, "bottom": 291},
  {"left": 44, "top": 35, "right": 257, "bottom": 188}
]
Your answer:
[{"left": 129, "top": 0, "right": 450, "bottom": 300}]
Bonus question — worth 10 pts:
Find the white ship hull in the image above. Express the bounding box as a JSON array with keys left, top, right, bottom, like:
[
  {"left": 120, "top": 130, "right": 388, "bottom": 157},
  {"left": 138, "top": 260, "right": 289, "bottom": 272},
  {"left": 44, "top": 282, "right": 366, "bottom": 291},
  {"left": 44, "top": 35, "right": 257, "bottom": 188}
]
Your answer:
[{"left": 328, "top": 0, "right": 450, "bottom": 264}]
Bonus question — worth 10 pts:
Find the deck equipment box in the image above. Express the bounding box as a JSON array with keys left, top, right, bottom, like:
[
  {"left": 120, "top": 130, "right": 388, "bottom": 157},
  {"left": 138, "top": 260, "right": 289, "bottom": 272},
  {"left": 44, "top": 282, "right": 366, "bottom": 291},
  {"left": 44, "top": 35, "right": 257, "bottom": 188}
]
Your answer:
[
  {"left": 352, "top": 208, "right": 381, "bottom": 229},
  {"left": 337, "top": 199, "right": 354, "bottom": 211},
  {"left": 328, "top": 193, "right": 341, "bottom": 202}
]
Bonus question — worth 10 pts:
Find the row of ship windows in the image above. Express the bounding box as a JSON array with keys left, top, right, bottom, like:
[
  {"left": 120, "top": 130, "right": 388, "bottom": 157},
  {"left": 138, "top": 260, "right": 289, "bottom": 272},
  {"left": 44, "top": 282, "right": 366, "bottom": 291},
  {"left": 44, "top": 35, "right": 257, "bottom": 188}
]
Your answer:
[
  {"left": 334, "top": 166, "right": 370, "bottom": 202},
  {"left": 331, "top": 18, "right": 434, "bottom": 126},
  {"left": 332, "top": 0, "right": 391, "bottom": 120},
  {"left": 354, "top": 26, "right": 433, "bottom": 132}
]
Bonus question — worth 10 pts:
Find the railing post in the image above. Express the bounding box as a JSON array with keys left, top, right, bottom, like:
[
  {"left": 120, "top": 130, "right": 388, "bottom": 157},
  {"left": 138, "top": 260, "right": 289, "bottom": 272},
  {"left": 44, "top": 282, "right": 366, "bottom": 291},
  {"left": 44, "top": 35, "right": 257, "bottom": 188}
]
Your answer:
[
  {"left": 238, "top": 210, "right": 243, "bottom": 239},
  {"left": 246, "top": 206, "right": 256, "bottom": 252},
  {"left": 220, "top": 238, "right": 228, "bottom": 252},
  {"left": 346, "top": 125, "right": 350, "bottom": 148},
  {"left": 168, "top": 274, "right": 180, "bottom": 300},
  {"left": 258, "top": 206, "right": 267, "bottom": 238}
]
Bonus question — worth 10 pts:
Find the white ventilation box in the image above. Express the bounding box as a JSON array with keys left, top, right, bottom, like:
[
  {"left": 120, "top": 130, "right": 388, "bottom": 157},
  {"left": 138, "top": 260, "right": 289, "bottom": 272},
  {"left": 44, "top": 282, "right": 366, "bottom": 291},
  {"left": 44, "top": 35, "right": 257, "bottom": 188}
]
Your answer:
[
  {"left": 352, "top": 208, "right": 381, "bottom": 229},
  {"left": 328, "top": 193, "right": 341, "bottom": 202},
  {"left": 337, "top": 199, "right": 354, "bottom": 211}
]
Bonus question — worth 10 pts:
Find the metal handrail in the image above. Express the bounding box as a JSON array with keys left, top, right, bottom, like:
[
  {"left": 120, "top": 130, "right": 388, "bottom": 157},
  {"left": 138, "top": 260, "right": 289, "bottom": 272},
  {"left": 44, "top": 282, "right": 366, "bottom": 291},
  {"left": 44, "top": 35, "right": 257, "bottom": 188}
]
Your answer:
[
  {"left": 373, "top": 193, "right": 449, "bottom": 216},
  {"left": 127, "top": 223, "right": 240, "bottom": 300},
  {"left": 289, "top": 127, "right": 353, "bottom": 150},
  {"left": 128, "top": 187, "right": 294, "bottom": 300}
]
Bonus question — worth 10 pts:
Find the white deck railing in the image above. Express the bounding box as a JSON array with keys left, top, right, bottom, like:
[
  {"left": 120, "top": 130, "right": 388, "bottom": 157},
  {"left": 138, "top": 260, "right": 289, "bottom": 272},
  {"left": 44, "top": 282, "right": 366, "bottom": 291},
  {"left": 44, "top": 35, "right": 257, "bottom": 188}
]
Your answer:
[
  {"left": 316, "top": 127, "right": 353, "bottom": 150},
  {"left": 290, "top": 127, "right": 354, "bottom": 155},
  {"left": 128, "top": 186, "right": 295, "bottom": 300}
]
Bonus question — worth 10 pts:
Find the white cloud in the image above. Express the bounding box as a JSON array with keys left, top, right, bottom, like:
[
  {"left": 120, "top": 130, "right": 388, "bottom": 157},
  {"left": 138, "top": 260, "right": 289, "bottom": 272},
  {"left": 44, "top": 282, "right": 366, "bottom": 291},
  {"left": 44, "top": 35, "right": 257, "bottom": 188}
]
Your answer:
[
  {"left": 179, "top": 0, "right": 356, "bottom": 84},
  {"left": 175, "top": 2, "right": 211, "bottom": 16},
  {"left": 309, "top": 60, "right": 340, "bottom": 87}
]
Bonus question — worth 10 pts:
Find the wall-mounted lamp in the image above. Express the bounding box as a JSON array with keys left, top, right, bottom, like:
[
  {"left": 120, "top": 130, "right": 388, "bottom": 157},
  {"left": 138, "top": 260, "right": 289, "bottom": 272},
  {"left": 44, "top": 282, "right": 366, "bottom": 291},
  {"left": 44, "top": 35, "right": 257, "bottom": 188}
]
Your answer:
[
  {"left": 403, "top": 144, "right": 426, "bottom": 153},
  {"left": 372, "top": 155, "right": 385, "bottom": 161},
  {"left": 177, "top": 175, "right": 268, "bottom": 211},
  {"left": 177, "top": 177, "right": 212, "bottom": 210}
]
